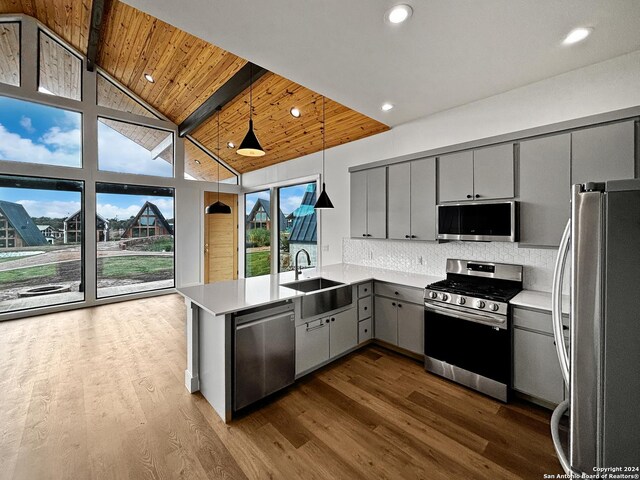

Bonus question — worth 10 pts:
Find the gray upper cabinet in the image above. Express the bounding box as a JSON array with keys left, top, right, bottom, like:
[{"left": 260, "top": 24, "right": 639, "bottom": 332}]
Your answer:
[
  {"left": 571, "top": 120, "right": 637, "bottom": 185},
  {"left": 388, "top": 157, "right": 436, "bottom": 241},
  {"left": 350, "top": 167, "right": 387, "bottom": 238},
  {"left": 473, "top": 144, "right": 515, "bottom": 200},
  {"left": 519, "top": 133, "right": 571, "bottom": 247},
  {"left": 438, "top": 151, "right": 473, "bottom": 202},
  {"left": 438, "top": 145, "right": 514, "bottom": 202}
]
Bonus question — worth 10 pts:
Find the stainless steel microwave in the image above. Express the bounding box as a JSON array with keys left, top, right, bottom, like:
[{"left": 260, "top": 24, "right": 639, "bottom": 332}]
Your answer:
[{"left": 437, "top": 200, "right": 518, "bottom": 242}]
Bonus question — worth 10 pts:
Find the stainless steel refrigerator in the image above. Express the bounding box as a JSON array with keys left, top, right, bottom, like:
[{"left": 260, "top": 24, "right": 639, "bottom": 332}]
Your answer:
[{"left": 550, "top": 179, "right": 640, "bottom": 475}]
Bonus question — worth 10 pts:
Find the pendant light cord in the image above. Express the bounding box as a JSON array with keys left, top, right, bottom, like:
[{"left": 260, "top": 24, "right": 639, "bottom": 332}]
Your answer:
[
  {"left": 217, "top": 108, "right": 221, "bottom": 202},
  {"left": 322, "top": 96, "right": 326, "bottom": 183},
  {"left": 249, "top": 63, "right": 253, "bottom": 122}
]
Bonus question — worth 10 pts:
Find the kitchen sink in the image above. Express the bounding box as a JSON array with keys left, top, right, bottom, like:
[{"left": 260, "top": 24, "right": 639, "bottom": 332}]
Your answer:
[
  {"left": 281, "top": 277, "right": 352, "bottom": 318},
  {"left": 281, "top": 277, "right": 344, "bottom": 293}
]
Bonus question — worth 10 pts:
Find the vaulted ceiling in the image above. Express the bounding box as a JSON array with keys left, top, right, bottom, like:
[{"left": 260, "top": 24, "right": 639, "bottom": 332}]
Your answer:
[{"left": 0, "top": 0, "right": 389, "bottom": 174}]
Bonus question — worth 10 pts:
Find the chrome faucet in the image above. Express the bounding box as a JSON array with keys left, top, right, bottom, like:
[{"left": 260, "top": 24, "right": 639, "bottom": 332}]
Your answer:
[{"left": 294, "top": 249, "right": 311, "bottom": 280}]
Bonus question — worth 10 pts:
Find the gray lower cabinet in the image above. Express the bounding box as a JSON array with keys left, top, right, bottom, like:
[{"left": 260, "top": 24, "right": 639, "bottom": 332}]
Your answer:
[
  {"left": 473, "top": 144, "right": 515, "bottom": 200},
  {"left": 438, "top": 151, "right": 474, "bottom": 202},
  {"left": 513, "top": 327, "right": 565, "bottom": 405},
  {"left": 374, "top": 296, "right": 398, "bottom": 345},
  {"left": 329, "top": 308, "right": 358, "bottom": 359},
  {"left": 295, "top": 318, "right": 330, "bottom": 375},
  {"left": 571, "top": 120, "right": 637, "bottom": 185},
  {"left": 519, "top": 133, "right": 571, "bottom": 247},
  {"left": 350, "top": 167, "right": 387, "bottom": 238},
  {"left": 388, "top": 157, "right": 436, "bottom": 241},
  {"left": 295, "top": 308, "right": 358, "bottom": 376},
  {"left": 375, "top": 292, "right": 424, "bottom": 355},
  {"left": 397, "top": 302, "right": 424, "bottom": 355}
]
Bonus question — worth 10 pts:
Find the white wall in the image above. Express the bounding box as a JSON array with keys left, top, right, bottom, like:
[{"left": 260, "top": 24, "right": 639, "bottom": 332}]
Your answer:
[{"left": 242, "top": 49, "right": 640, "bottom": 278}]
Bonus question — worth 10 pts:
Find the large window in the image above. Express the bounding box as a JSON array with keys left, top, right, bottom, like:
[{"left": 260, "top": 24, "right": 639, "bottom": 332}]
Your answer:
[
  {"left": 278, "top": 182, "right": 317, "bottom": 272},
  {"left": 0, "top": 174, "right": 84, "bottom": 313},
  {"left": 98, "top": 117, "right": 173, "bottom": 177},
  {"left": 96, "top": 183, "right": 174, "bottom": 298},
  {"left": 0, "top": 95, "right": 82, "bottom": 168},
  {"left": 0, "top": 22, "right": 20, "bottom": 87},
  {"left": 245, "top": 190, "right": 271, "bottom": 277}
]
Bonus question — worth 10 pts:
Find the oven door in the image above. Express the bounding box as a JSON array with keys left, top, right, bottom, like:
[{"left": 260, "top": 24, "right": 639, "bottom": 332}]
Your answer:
[{"left": 424, "top": 304, "right": 511, "bottom": 397}]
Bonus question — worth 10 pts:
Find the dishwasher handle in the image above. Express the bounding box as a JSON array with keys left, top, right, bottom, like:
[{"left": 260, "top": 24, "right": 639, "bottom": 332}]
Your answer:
[{"left": 236, "top": 313, "right": 294, "bottom": 331}]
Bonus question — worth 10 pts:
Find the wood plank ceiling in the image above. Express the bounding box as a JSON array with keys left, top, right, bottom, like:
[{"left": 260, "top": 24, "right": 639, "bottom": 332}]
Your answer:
[{"left": 0, "top": 0, "right": 389, "bottom": 175}]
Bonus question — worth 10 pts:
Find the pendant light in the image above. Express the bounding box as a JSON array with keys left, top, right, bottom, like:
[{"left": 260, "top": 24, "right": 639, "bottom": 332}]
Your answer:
[
  {"left": 205, "top": 107, "right": 232, "bottom": 214},
  {"left": 237, "top": 64, "right": 265, "bottom": 157},
  {"left": 314, "top": 96, "right": 334, "bottom": 209}
]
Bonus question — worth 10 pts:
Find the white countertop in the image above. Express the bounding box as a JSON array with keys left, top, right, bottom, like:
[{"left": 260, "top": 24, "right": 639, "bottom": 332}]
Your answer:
[
  {"left": 177, "top": 263, "right": 442, "bottom": 316},
  {"left": 510, "top": 289, "right": 570, "bottom": 314}
]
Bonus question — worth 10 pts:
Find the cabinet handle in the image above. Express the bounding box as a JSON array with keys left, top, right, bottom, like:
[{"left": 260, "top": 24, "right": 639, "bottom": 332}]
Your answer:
[
  {"left": 405, "top": 235, "right": 410, "bottom": 238},
  {"left": 411, "top": 235, "right": 416, "bottom": 239},
  {"left": 364, "top": 329, "right": 368, "bottom": 333},
  {"left": 475, "top": 194, "right": 480, "bottom": 198},
  {"left": 364, "top": 288, "right": 368, "bottom": 292},
  {"left": 331, "top": 318, "right": 335, "bottom": 322},
  {"left": 562, "top": 326, "right": 569, "bottom": 331},
  {"left": 364, "top": 306, "right": 368, "bottom": 310},
  {"left": 398, "top": 304, "right": 402, "bottom": 308},
  {"left": 325, "top": 319, "right": 330, "bottom": 324},
  {"left": 395, "top": 291, "right": 399, "bottom": 295},
  {"left": 466, "top": 194, "right": 472, "bottom": 199},
  {"left": 392, "top": 302, "right": 396, "bottom": 306},
  {"left": 362, "top": 233, "right": 367, "bottom": 237}
]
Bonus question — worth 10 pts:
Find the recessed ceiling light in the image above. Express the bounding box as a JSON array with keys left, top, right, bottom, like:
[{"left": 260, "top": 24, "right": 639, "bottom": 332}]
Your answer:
[
  {"left": 290, "top": 107, "right": 301, "bottom": 118},
  {"left": 563, "top": 27, "right": 593, "bottom": 45},
  {"left": 381, "top": 103, "right": 394, "bottom": 112},
  {"left": 194, "top": 159, "right": 201, "bottom": 165},
  {"left": 385, "top": 4, "right": 413, "bottom": 24},
  {"left": 226, "top": 141, "right": 235, "bottom": 149},
  {"left": 144, "top": 73, "right": 155, "bottom": 83}
]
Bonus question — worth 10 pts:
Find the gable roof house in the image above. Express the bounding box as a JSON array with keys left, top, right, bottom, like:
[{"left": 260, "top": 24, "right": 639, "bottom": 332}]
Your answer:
[
  {"left": 64, "top": 211, "right": 109, "bottom": 243},
  {"left": 0, "top": 200, "right": 48, "bottom": 249},
  {"left": 121, "top": 202, "right": 173, "bottom": 239},
  {"left": 246, "top": 198, "right": 285, "bottom": 230}
]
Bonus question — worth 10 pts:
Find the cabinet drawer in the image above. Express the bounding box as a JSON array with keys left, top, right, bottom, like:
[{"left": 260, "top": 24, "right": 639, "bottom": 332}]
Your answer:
[
  {"left": 358, "top": 318, "right": 372, "bottom": 343},
  {"left": 358, "top": 297, "right": 372, "bottom": 320},
  {"left": 375, "top": 282, "right": 423, "bottom": 305},
  {"left": 357, "top": 282, "right": 372, "bottom": 298},
  {"left": 513, "top": 307, "right": 569, "bottom": 336}
]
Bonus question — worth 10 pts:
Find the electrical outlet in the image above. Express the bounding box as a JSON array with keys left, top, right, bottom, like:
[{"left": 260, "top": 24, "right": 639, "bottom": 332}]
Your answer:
[
  {"left": 417, "top": 255, "right": 423, "bottom": 265},
  {"left": 369, "top": 250, "right": 373, "bottom": 260},
  {"left": 322, "top": 244, "right": 329, "bottom": 252}
]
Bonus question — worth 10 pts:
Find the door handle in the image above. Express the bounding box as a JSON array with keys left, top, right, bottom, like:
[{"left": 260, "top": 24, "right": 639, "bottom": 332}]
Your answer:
[{"left": 552, "top": 219, "right": 571, "bottom": 386}]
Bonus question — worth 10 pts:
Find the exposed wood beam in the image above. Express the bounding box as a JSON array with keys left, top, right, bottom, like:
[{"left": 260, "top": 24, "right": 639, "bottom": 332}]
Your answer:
[
  {"left": 86, "top": 0, "right": 110, "bottom": 72},
  {"left": 178, "top": 63, "right": 267, "bottom": 138}
]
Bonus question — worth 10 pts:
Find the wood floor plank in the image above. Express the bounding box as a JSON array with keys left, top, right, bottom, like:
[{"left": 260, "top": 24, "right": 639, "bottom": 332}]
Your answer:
[{"left": 0, "top": 293, "right": 563, "bottom": 479}]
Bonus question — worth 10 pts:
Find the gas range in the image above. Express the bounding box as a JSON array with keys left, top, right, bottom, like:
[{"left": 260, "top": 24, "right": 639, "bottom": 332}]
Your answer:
[{"left": 424, "top": 259, "right": 523, "bottom": 326}]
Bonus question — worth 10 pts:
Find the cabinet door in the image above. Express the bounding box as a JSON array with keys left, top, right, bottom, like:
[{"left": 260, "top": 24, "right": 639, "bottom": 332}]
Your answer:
[
  {"left": 329, "top": 308, "right": 358, "bottom": 359},
  {"left": 519, "top": 134, "right": 571, "bottom": 247},
  {"left": 397, "top": 302, "right": 424, "bottom": 355},
  {"left": 572, "top": 121, "right": 636, "bottom": 185},
  {"left": 410, "top": 157, "right": 436, "bottom": 240},
  {"left": 473, "top": 144, "right": 515, "bottom": 200},
  {"left": 387, "top": 162, "right": 411, "bottom": 240},
  {"left": 438, "top": 151, "right": 474, "bottom": 202},
  {"left": 295, "top": 320, "right": 329, "bottom": 375},
  {"left": 367, "top": 167, "right": 387, "bottom": 238},
  {"left": 350, "top": 171, "right": 368, "bottom": 238},
  {"left": 374, "top": 296, "right": 398, "bottom": 345},
  {"left": 513, "top": 328, "right": 564, "bottom": 405}
]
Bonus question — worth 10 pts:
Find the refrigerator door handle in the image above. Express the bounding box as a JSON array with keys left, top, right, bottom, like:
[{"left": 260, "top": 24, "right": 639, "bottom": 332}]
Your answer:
[
  {"left": 551, "top": 400, "right": 572, "bottom": 475},
  {"left": 552, "top": 219, "right": 571, "bottom": 386}
]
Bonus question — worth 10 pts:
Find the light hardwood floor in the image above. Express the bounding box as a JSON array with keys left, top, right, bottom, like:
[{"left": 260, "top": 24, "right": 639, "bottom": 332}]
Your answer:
[{"left": 0, "top": 294, "right": 562, "bottom": 479}]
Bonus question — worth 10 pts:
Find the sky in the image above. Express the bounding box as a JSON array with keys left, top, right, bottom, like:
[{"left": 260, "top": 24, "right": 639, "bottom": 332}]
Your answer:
[{"left": 0, "top": 96, "right": 173, "bottom": 177}]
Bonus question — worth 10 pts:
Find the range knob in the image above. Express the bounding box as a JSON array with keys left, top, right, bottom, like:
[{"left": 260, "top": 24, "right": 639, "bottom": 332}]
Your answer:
[
  {"left": 428, "top": 291, "right": 437, "bottom": 299},
  {"left": 488, "top": 303, "right": 499, "bottom": 312},
  {"left": 457, "top": 297, "right": 466, "bottom": 305},
  {"left": 475, "top": 300, "right": 486, "bottom": 309},
  {"left": 440, "top": 293, "right": 449, "bottom": 301}
]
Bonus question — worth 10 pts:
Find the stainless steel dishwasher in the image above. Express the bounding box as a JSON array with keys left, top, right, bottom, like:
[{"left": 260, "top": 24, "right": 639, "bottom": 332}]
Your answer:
[{"left": 233, "top": 301, "right": 295, "bottom": 411}]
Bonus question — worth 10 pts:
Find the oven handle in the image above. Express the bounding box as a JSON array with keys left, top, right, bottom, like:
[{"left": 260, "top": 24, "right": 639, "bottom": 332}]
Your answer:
[{"left": 424, "top": 301, "right": 506, "bottom": 328}]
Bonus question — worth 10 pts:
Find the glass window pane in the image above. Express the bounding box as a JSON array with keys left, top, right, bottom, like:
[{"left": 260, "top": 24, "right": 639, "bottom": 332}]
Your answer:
[
  {"left": 0, "top": 22, "right": 20, "bottom": 87},
  {"left": 38, "top": 31, "right": 81, "bottom": 101},
  {"left": 278, "top": 182, "right": 317, "bottom": 272},
  {"left": 0, "top": 174, "right": 84, "bottom": 313},
  {"left": 96, "top": 183, "right": 174, "bottom": 298},
  {"left": 0, "top": 95, "right": 82, "bottom": 168},
  {"left": 184, "top": 138, "right": 238, "bottom": 184},
  {"left": 96, "top": 73, "right": 157, "bottom": 119},
  {"left": 98, "top": 117, "right": 173, "bottom": 177},
  {"left": 245, "top": 190, "right": 271, "bottom": 277}
]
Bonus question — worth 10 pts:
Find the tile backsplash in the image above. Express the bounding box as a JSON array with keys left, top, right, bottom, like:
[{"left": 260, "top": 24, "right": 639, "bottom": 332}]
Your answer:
[{"left": 343, "top": 238, "right": 561, "bottom": 292}]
